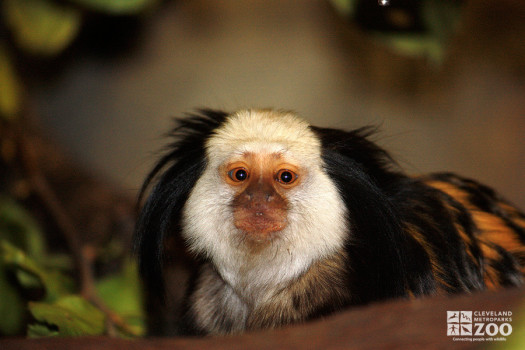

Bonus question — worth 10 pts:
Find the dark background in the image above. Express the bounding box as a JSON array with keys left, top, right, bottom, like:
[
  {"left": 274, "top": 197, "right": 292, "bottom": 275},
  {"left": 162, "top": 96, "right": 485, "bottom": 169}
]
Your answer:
[{"left": 31, "top": 0, "right": 525, "bottom": 208}]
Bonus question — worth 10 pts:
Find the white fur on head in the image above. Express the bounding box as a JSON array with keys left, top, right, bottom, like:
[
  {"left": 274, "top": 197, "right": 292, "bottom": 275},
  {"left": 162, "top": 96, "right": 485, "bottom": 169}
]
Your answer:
[{"left": 182, "top": 109, "right": 348, "bottom": 304}]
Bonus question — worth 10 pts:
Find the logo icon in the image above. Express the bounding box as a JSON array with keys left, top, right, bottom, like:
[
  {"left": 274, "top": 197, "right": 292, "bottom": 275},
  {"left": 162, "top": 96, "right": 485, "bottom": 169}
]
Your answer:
[
  {"left": 447, "top": 311, "right": 472, "bottom": 336},
  {"left": 460, "top": 311, "right": 472, "bottom": 323},
  {"left": 447, "top": 311, "right": 459, "bottom": 323},
  {"left": 460, "top": 323, "right": 472, "bottom": 336}
]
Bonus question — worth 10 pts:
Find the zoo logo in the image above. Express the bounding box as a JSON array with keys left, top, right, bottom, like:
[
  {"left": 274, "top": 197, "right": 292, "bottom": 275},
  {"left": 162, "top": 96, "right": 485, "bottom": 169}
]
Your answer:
[{"left": 447, "top": 311, "right": 513, "bottom": 340}]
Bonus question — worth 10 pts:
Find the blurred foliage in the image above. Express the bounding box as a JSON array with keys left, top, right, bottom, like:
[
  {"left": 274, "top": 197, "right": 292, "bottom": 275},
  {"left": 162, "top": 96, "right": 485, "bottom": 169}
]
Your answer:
[
  {"left": 330, "top": 0, "right": 464, "bottom": 64},
  {"left": 0, "top": 0, "right": 159, "bottom": 121},
  {"left": 71, "top": 0, "right": 157, "bottom": 15},
  {"left": 0, "top": 195, "right": 45, "bottom": 259},
  {"left": 0, "top": 197, "right": 42, "bottom": 335},
  {"left": 28, "top": 295, "right": 106, "bottom": 337},
  {"left": 0, "top": 45, "right": 22, "bottom": 120},
  {"left": 0, "top": 0, "right": 154, "bottom": 338},
  {"left": 0, "top": 197, "right": 144, "bottom": 337},
  {"left": 3, "top": 0, "right": 82, "bottom": 57},
  {"left": 501, "top": 303, "right": 525, "bottom": 350},
  {"left": 96, "top": 259, "right": 145, "bottom": 337}
]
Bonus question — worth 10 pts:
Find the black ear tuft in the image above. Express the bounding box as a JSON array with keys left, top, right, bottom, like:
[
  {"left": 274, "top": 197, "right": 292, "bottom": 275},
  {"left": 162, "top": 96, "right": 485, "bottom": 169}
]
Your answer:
[
  {"left": 311, "top": 126, "right": 399, "bottom": 187},
  {"left": 321, "top": 150, "right": 411, "bottom": 302},
  {"left": 134, "top": 109, "right": 228, "bottom": 296},
  {"left": 313, "top": 127, "right": 430, "bottom": 303}
]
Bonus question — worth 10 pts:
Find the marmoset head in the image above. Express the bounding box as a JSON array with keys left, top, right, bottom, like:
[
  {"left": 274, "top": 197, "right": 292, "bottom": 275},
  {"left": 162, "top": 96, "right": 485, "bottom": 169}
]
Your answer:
[
  {"left": 136, "top": 108, "right": 402, "bottom": 303},
  {"left": 181, "top": 110, "right": 347, "bottom": 284}
]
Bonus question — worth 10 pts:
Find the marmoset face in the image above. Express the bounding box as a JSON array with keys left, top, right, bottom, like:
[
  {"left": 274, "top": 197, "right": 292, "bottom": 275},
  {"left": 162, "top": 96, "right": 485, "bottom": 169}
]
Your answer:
[{"left": 181, "top": 110, "right": 347, "bottom": 282}]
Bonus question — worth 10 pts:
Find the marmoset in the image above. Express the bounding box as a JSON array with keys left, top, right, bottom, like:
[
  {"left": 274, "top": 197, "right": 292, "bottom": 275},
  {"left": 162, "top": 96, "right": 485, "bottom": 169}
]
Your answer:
[{"left": 135, "top": 109, "right": 525, "bottom": 336}]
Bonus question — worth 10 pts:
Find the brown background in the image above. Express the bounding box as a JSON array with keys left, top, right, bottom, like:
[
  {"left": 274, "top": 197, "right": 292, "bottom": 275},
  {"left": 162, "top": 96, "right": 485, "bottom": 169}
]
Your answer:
[{"left": 32, "top": 0, "right": 525, "bottom": 208}]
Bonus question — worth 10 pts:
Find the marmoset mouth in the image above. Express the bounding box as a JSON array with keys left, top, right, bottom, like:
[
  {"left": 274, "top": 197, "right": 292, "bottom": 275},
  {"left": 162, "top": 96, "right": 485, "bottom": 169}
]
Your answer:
[{"left": 234, "top": 208, "right": 288, "bottom": 238}]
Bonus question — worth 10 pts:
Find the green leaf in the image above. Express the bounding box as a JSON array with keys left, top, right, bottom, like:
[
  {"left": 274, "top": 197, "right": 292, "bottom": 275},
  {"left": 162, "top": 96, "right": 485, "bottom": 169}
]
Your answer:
[
  {"left": 0, "top": 240, "right": 74, "bottom": 302},
  {"left": 96, "top": 259, "right": 145, "bottom": 336},
  {"left": 0, "top": 46, "right": 22, "bottom": 121},
  {"left": 28, "top": 295, "right": 106, "bottom": 337},
  {"left": 0, "top": 197, "right": 73, "bottom": 335},
  {"left": 375, "top": 33, "right": 444, "bottom": 63},
  {"left": 329, "top": 0, "right": 357, "bottom": 17},
  {"left": 70, "top": 0, "right": 157, "bottom": 15},
  {"left": 3, "top": 0, "right": 82, "bottom": 56},
  {"left": 27, "top": 323, "right": 59, "bottom": 338},
  {"left": 16, "top": 268, "right": 44, "bottom": 290},
  {"left": 0, "top": 196, "right": 45, "bottom": 261},
  {"left": 0, "top": 262, "right": 27, "bottom": 335}
]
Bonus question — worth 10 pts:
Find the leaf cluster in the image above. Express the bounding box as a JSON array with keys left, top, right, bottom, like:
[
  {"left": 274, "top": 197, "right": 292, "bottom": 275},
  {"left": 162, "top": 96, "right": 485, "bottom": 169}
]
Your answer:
[
  {"left": 0, "top": 196, "right": 144, "bottom": 338},
  {"left": 0, "top": 0, "right": 160, "bottom": 120},
  {"left": 329, "top": 0, "right": 464, "bottom": 64}
]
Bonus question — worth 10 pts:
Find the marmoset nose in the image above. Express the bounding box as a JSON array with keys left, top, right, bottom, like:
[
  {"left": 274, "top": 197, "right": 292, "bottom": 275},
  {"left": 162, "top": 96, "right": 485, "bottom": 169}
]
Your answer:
[
  {"left": 244, "top": 191, "right": 273, "bottom": 203},
  {"left": 243, "top": 182, "right": 275, "bottom": 203}
]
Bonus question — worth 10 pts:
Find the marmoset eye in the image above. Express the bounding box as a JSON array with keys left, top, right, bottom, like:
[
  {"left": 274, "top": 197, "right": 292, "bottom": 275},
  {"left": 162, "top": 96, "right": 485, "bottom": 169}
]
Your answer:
[
  {"left": 228, "top": 168, "right": 248, "bottom": 182},
  {"left": 276, "top": 169, "right": 297, "bottom": 184}
]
